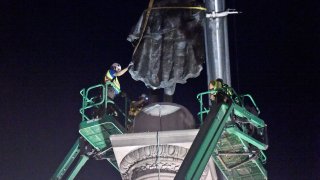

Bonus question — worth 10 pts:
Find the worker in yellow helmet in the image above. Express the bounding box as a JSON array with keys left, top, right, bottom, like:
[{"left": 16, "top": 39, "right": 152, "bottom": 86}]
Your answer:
[
  {"left": 208, "top": 78, "right": 223, "bottom": 102},
  {"left": 208, "top": 78, "right": 233, "bottom": 104},
  {"left": 127, "top": 93, "right": 149, "bottom": 131},
  {"left": 104, "top": 61, "right": 133, "bottom": 99},
  {"left": 129, "top": 93, "right": 149, "bottom": 119}
]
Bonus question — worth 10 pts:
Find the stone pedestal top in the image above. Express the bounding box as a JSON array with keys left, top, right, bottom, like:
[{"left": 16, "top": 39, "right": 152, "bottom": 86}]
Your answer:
[{"left": 110, "top": 129, "right": 217, "bottom": 180}]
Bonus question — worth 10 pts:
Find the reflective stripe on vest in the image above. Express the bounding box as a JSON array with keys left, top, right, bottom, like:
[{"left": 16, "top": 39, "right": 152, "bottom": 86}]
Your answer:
[
  {"left": 104, "top": 70, "right": 121, "bottom": 91},
  {"left": 105, "top": 70, "right": 113, "bottom": 81}
]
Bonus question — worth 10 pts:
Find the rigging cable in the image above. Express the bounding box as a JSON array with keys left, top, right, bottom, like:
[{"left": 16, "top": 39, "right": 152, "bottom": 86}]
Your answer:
[{"left": 231, "top": 0, "right": 240, "bottom": 92}]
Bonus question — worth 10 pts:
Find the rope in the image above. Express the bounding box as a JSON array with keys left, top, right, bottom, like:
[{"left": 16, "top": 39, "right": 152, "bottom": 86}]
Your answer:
[
  {"left": 230, "top": 0, "right": 240, "bottom": 92},
  {"left": 132, "top": 0, "right": 155, "bottom": 57}
]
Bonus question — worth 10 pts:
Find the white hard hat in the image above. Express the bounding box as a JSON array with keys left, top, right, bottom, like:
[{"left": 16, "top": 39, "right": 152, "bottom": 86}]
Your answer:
[{"left": 111, "top": 63, "right": 121, "bottom": 71}]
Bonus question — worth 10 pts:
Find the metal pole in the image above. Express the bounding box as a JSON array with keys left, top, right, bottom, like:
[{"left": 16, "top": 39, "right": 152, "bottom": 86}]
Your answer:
[{"left": 204, "top": 0, "right": 231, "bottom": 86}]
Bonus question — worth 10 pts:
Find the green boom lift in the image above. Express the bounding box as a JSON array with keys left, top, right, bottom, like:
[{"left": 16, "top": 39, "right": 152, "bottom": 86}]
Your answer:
[
  {"left": 51, "top": 82, "right": 268, "bottom": 179},
  {"left": 52, "top": 0, "right": 268, "bottom": 177},
  {"left": 51, "top": 82, "right": 129, "bottom": 180},
  {"left": 175, "top": 87, "right": 268, "bottom": 180}
]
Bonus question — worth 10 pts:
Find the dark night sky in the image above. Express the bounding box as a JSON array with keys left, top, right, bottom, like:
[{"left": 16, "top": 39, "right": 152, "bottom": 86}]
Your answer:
[{"left": 1, "top": 0, "right": 319, "bottom": 180}]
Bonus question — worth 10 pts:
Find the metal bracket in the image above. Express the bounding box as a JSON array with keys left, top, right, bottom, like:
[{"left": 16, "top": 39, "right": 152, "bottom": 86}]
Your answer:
[{"left": 206, "top": 9, "right": 239, "bottom": 18}]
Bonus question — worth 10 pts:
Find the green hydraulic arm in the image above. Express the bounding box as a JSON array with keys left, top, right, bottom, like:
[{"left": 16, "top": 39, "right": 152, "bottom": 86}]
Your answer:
[
  {"left": 66, "top": 155, "right": 89, "bottom": 180},
  {"left": 51, "top": 138, "right": 83, "bottom": 180},
  {"left": 175, "top": 103, "right": 234, "bottom": 180}
]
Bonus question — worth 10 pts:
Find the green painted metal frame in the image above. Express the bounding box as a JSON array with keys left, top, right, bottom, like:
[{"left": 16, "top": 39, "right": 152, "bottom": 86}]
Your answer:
[
  {"left": 175, "top": 103, "right": 234, "bottom": 180},
  {"left": 79, "top": 115, "right": 125, "bottom": 151},
  {"left": 212, "top": 128, "right": 268, "bottom": 179},
  {"left": 80, "top": 84, "right": 105, "bottom": 122},
  {"left": 77, "top": 83, "right": 128, "bottom": 173},
  {"left": 51, "top": 140, "right": 92, "bottom": 180},
  {"left": 51, "top": 138, "right": 81, "bottom": 180},
  {"left": 196, "top": 89, "right": 232, "bottom": 124},
  {"left": 79, "top": 82, "right": 122, "bottom": 122},
  {"left": 66, "top": 155, "right": 89, "bottom": 180},
  {"left": 196, "top": 88, "right": 260, "bottom": 125},
  {"left": 233, "top": 103, "right": 265, "bottom": 128},
  {"left": 226, "top": 126, "right": 268, "bottom": 151},
  {"left": 53, "top": 82, "right": 129, "bottom": 180},
  {"left": 240, "top": 94, "right": 260, "bottom": 115},
  {"left": 176, "top": 91, "right": 268, "bottom": 180}
]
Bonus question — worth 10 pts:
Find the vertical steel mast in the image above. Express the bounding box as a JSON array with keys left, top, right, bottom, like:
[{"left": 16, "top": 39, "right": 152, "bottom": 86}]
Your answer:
[{"left": 204, "top": 0, "right": 233, "bottom": 86}]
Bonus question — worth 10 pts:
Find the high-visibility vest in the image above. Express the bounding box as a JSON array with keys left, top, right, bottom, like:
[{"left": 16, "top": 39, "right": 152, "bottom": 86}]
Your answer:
[{"left": 104, "top": 70, "right": 121, "bottom": 93}]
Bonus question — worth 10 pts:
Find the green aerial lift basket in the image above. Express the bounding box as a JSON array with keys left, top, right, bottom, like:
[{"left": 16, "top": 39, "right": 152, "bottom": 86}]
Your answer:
[
  {"left": 79, "top": 114, "right": 125, "bottom": 151},
  {"left": 175, "top": 88, "right": 268, "bottom": 180}
]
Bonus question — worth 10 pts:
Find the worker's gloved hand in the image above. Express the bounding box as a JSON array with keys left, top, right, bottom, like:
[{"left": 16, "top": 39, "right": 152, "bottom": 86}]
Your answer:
[{"left": 128, "top": 61, "right": 134, "bottom": 68}]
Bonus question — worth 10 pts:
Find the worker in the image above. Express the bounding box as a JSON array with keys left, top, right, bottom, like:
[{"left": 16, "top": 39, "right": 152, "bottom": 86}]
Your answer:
[
  {"left": 208, "top": 78, "right": 233, "bottom": 104},
  {"left": 104, "top": 61, "right": 133, "bottom": 100},
  {"left": 129, "top": 93, "right": 149, "bottom": 119},
  {"left": 208, "top": 78, "right": 223, "bottom": 102},
  {"left": 127, "top": 93, "right": 149, "bottom": 132}
]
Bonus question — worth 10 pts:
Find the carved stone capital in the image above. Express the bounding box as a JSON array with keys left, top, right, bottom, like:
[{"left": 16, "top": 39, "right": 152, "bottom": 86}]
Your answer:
[{"left": 119, "top": 145, "right": 210, "bottom": 180}]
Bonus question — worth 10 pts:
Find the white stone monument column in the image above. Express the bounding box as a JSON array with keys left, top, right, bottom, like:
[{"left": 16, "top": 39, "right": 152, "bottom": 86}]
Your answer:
[{"left": 110, "top": 129, "right": 218, "bottom": 180}]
